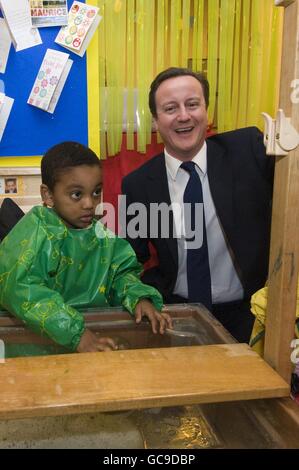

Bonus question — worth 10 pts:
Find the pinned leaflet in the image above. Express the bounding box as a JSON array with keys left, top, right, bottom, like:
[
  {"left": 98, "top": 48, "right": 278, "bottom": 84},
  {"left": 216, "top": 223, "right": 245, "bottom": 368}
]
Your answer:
[
  {"left": 0, "top": 92, "right": 14, "bottom": 142},
  {"left": 0, "top": 18, "right": 11, "bottom": 73},
  {"left": 0, "top": 0, "right": 42, "bottom": 52},
  {"left": 27, "top": 48, "right": 72, "bottom": 114},
  {"left": 30, "top": 1, "right": 68, "bottom": 28}
]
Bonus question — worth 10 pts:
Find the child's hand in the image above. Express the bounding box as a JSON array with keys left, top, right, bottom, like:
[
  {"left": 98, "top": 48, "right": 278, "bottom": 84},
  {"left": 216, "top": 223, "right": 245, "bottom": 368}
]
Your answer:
[
  {"left": 77, "top": 328, "right": 118, "bottom": 353},
  {"left": 134, "top": 299, "right": 173, "bottom": 334}
]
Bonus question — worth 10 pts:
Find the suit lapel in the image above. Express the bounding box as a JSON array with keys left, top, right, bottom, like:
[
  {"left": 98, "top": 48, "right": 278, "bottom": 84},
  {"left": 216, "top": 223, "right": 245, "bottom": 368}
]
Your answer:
[
  {"left": 206, "top": 139, "right": 234, "bottom": 237},
  {"left": 146, "top": 153, "right": 178, "bottom": 267}
]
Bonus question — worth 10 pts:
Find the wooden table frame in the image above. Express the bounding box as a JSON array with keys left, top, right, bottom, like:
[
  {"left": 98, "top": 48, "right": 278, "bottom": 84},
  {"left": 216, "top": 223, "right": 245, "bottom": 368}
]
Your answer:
[
  {"left": 0, "top": 1, "right": 298, "bottom": 424},
  {"left": 264, "top": 0, "right": 299, "bottom": 382}
]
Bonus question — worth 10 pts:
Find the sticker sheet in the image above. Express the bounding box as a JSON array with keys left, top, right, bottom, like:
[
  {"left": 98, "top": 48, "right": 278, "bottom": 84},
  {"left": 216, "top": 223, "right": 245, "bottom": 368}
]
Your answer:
[{"left": 55, "top": 1, "right": 101, "bottom": 57}]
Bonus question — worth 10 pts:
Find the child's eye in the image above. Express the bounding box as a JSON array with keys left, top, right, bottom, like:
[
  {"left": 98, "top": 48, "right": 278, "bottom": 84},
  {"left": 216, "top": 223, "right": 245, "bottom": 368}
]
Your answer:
[
  {"left": 93, "top": 188, "right": 102, "bottom": 197},
  {"left": 70, "top": 191, "right": 82, "bottom": 200}
]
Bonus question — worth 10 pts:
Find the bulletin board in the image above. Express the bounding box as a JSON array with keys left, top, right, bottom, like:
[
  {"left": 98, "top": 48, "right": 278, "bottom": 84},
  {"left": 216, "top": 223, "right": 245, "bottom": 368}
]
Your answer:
[{"left": 0, "top": 0, "right": 100, "bottom": 166}]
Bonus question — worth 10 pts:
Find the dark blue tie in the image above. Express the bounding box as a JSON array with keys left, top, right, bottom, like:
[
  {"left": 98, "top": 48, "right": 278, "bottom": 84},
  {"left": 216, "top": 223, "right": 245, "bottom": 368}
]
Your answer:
[{"left": 181, "top": 161, "right": 212, "bottom": 310}]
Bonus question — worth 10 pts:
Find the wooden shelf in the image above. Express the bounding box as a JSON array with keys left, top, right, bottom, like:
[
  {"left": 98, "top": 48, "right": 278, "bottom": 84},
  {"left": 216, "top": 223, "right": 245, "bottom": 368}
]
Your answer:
[{"left": 0, "top": 344, "right": 289, "bottom": 420}]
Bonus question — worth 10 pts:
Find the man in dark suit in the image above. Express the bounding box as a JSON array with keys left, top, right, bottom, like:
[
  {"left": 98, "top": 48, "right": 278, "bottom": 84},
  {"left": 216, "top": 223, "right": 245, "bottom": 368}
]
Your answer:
[{"left": 121, "top": 67, "right": 274, "bottom": 343}]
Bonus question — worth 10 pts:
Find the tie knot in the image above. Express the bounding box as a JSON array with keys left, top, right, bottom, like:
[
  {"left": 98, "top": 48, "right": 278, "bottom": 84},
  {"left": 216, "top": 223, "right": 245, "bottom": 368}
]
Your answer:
[{"left": 180, "top": 161, "right": 197, "bottom": 174}]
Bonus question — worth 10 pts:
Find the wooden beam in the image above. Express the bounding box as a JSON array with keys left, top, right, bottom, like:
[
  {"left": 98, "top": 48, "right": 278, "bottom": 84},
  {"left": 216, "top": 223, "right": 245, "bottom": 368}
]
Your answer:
[
  {"left": 0, "top": 168, "right": 41, "bottom": 176},
  {"left": 274, "top": 0, "right": 295, "bottom": 7},
  {"left": 264, "top": 0, "right": 299, "bottom": 381},
  {"left": 0, "top": 344, "right": 289, "bottom": 420}
]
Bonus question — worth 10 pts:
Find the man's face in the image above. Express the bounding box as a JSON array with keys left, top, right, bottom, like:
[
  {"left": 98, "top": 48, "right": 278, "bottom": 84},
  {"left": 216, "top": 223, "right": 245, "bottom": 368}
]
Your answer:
[
  {"left": 5, "top": 180, "right": 16, "bottom": 193},
  {"left": 42, "top": 165, "right": 102, "bottom": 229},
  {"left": 154, "top": 75, "right": 208, "bottom": 161}
]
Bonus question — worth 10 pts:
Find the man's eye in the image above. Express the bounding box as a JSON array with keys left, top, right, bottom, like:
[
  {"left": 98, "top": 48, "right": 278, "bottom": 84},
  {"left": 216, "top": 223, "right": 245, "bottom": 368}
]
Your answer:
[
  {"left": 71, "top": 191, "right": 81, "bottom": 200},
  {"left": 164, "top": 105, "right": 177, "bottom": 114},
  {"left": 187, "top": 102, "right": 199, "bottom": 109}
]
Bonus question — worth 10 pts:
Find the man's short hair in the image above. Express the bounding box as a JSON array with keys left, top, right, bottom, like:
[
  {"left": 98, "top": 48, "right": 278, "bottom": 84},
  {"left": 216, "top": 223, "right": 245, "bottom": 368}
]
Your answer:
[
  {"left": 41, "top": 142, "right": 100, "bottom": 191},
  {"left": 149, "top": 67, "right": 209, "bottom": 118}
]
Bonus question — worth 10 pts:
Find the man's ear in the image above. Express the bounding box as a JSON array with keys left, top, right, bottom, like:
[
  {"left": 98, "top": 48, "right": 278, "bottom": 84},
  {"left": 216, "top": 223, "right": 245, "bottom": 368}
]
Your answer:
[
  {"left": 153, "top": 117, "right": 159, "bottom": 132},
  {"left": 40, "top": 184, "right": 54, "bottom": 207}
]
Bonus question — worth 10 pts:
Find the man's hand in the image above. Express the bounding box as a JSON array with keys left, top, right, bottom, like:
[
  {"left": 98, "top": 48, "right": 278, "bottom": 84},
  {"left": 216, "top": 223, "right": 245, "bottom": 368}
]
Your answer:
[
  {"left": 134, "top": 299, "right": 173, "bottom": 334},
  {"left": 77, "top": 328, "right": 118, "bottom": 353}
]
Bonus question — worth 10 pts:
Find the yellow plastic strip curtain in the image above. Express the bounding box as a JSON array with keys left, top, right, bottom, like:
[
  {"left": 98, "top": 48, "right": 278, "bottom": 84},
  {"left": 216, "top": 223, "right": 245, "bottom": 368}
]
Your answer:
[
  {"left": 87, "top": 0, "right": 100, "bottom": 156},
  {"left": 115, "top": 0, "right": 126, "bottom": 153},
  {"left": 136, "top": 0, "right": 146, "bottom": 152},
  {"left": 98, "top": 0, "right": 107, "bottom": 159},
  {"left": 126, "top": 0, "right": 135, "bottom": 150},
  {"left": 237, "top": 0, "right": 250, "bottom": 128},
  {"left": 224, "top": 0, "right": 235, "bottom": 131},
  {"left": 230, "top": 0, "right": 241, "bottom": 130},
  {"left": 144, "top": 0, "right": 155, "bottom": 146},
  {"left": 217, "top": 0, "right": 230, "bottom": 132},
  {"left": 259, "top": 0, "right": 273, "bottom": 130},
  {"left": 103, "top": 0, "right": 116, "bottom": 155},
  {"left": 264, "top": 3, "right": 283, "bottom": 120},
  {"left": 156, "top": 0, "right": 166, "bottom": 144},
  {"left": 170, "top": 0, "right": 181, "bottom": 66},
  {"left": 192, "top": 0, "right": 204, "bottom": 72},
  {"left": 191, "top": 0, "right": 198, "bottom": 71},
  {"left": 223, "top": 0, "right": 236, "bottom": 131},
  {"left": 247, "top": 0, "right": 263, "bottom": 127},
  {"left": 96, "top": 0, "right": 283, "bottom": 157},
  {"left": 181, "top": 0, "right": 190, "bottom": 67},
  {"left": 136, "top": 0, "right": 154, "bottom": 152},
  {"left": 164, "top": 0, "right": 169, "bottom": 68},
  {"left": 103, "top": 0, "right": 126, "bottom": 157},
  {"left": 156, "top": 0, "right": 165, "bottom": 75},
  {"left": 207, "top": 0, "right": 219, "bottom": 126},
  {"left": 105, "top": 0, "right": 116, "bottom": 156}
]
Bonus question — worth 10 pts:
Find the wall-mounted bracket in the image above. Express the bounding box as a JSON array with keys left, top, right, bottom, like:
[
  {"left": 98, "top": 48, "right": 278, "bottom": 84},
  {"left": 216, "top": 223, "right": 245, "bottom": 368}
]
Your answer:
[{"left": 262, "top": 109, "right": 299, "bottom": 156}]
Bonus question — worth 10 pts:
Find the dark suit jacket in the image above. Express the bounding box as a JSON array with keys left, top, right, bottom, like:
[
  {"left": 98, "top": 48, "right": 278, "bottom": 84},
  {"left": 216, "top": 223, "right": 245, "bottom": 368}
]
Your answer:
[{"left": 121, "top": 127, "right": 274, "bottom": 303}]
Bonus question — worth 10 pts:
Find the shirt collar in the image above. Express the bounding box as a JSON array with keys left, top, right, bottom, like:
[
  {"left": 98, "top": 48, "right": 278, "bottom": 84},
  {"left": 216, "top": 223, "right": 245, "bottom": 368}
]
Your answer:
[{"left": 165, "top": 142, "right": 207, "bottom": 181}]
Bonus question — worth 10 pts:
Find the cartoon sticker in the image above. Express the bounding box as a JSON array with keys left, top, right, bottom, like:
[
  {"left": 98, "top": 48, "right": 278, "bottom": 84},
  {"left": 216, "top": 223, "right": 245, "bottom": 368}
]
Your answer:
[
  {"left": 77, "top": 27, "right": 85, "bottom": 37},
  {"left": 74, "top": 15, "right": 83, "bottom": 25},
  {"left": 71, "top": 4, "right": 79, "bottom": 14},
  {"left": 72, "top": 37, "right": 81, "bottom": 48},
  {"left": 70, "top": 25, "right": 77, "bottom": 35},
  {"left": 87, "top": 10, "right": 96, "bottom": 18}
]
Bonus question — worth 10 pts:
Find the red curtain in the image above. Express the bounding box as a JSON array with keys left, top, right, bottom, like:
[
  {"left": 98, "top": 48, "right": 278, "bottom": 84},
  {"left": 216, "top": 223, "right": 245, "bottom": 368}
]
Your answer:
[
  {"left": 102, "top": 130, "right": 214, "bottom": 268},
  {"left": 102, "top": 133, "right": 164, "bottom": 211},
  {"left": 102, "top": 133, "right": 163, "bottom": 269}
]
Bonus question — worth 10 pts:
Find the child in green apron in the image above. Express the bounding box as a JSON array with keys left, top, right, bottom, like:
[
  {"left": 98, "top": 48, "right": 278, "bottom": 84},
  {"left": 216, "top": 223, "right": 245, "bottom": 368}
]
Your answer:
[{"left": 0, "top": 142, "right": 172, "bottom": 353}]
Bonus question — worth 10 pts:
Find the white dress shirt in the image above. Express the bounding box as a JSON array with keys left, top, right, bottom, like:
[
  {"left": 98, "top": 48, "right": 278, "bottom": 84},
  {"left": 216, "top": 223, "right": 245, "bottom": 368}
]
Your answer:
[{"left": 165, "top": 143, "right": 244, "bottom": 304}]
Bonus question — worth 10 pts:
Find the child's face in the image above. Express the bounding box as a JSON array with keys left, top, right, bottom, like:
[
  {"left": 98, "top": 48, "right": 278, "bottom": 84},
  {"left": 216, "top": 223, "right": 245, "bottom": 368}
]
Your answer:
[{"left": 42, "top": 164, "right": 102, "bottom": 229}]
